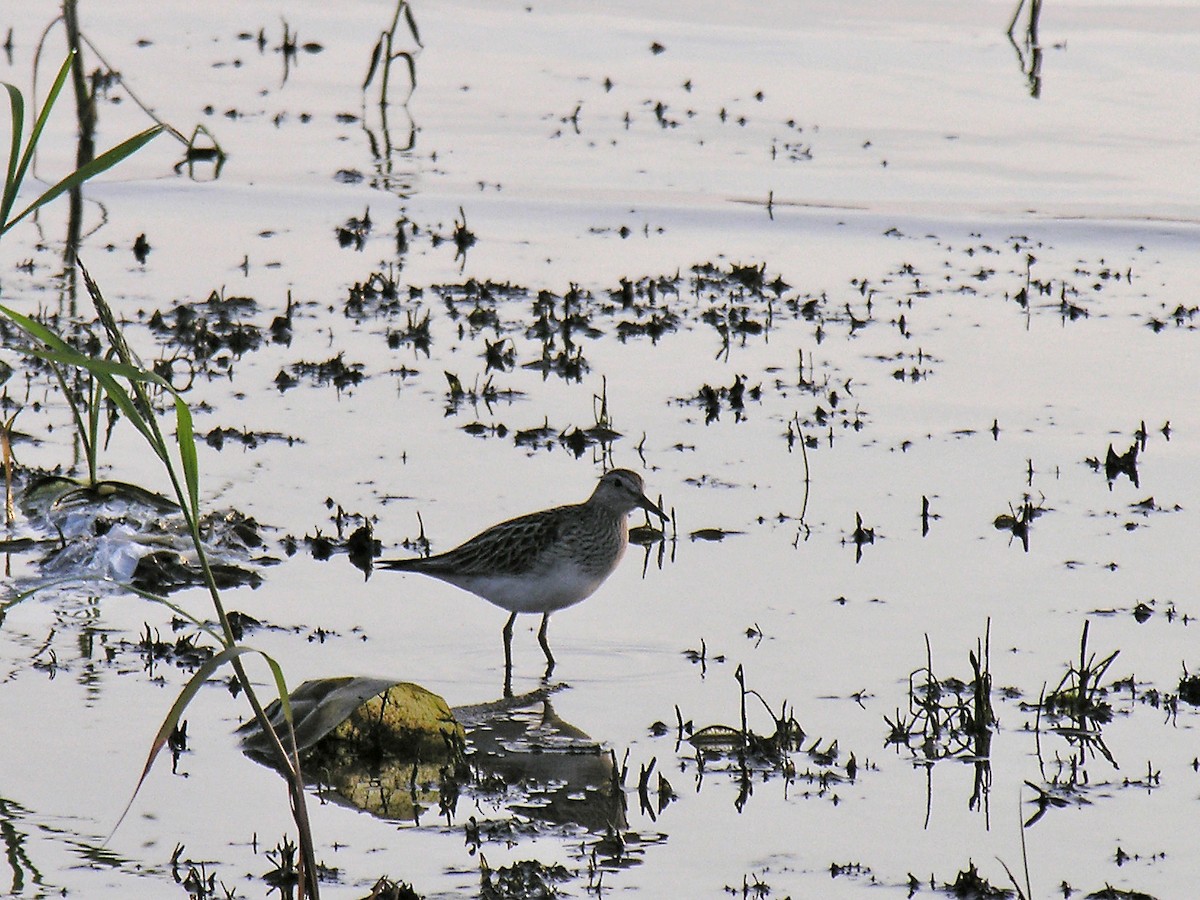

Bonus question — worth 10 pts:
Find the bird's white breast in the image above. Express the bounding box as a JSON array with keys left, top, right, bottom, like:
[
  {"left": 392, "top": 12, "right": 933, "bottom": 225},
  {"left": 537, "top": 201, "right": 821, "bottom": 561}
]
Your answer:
[{"left": 447, "top": 562, "right": 612, "bottom": 614}]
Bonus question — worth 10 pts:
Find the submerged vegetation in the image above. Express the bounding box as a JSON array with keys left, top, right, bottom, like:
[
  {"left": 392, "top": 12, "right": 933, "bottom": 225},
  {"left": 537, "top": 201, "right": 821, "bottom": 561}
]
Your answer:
[
  {"left": 3, "top": 227, "right": 1185, "bottom": 896},
  {"left": 2, "top": 41, "right": 324, "bottom": 899}
]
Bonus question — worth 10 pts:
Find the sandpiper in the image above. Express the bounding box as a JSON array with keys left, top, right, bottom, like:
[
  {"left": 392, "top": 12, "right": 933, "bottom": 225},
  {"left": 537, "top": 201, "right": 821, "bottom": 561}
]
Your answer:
[{"left": 379, "top": 469, "right": 667, "bottom": 686}]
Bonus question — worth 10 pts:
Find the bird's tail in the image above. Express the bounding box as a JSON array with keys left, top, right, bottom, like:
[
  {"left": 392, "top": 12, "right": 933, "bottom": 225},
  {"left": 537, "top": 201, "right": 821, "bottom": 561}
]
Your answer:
[{"left": 376, "top": 557, "right": 424, "bottom": 571}]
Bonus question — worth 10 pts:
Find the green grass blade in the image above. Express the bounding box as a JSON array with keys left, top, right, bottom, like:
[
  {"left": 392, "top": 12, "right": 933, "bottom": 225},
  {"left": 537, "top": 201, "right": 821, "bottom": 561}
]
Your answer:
[
  {"left": 24, "top": 52, "right": 75, "bottom": 162},
  {"left": 3, "top": 301, "right": 198, "bottom": 489},
  {"left": 0, "top": 302, "right": 80, "bottom": 355},
  {"left": 15, "top": 345, "right": 163, "bottom": 457},
  {"left": 87, "top": 372, "right": 103, "bottom": 484},
  {"left": 17, "top": 343, "right": 167, "bottom": 388},
  {"left": 0, "top": 303, "right": 174, "bottom": 458},
  {"left": 2, "top": 124, "right": 163, "bottom": 235},
  {"left": 259, "top": 651, "right": 294, "bottom": 727},
  {"left": 2, "top": 302, "right": 174, "bottom": 396},
  {"left": 0, "top": 53, "right": 73, "bottom": 230},
  {"left": 2, "top": 82, "right": 25, "bottom": 225},
  {"left": 0, "top": 575, "right": 84, "bottom": 612},
  {"left": 93, "top": 370, "right": 162, "bottom": 459},
  {"left": 239, "top": 650, "right": 301, "bottom": 772},
  {"left": 172, "top": 394, "right": 200, "bottom": 516},
  {"left": 110, "top": 643, "right": 259, "bottom": 839},
  {"left": 3, "top": 576, "right": 221, "bottom": 646}
]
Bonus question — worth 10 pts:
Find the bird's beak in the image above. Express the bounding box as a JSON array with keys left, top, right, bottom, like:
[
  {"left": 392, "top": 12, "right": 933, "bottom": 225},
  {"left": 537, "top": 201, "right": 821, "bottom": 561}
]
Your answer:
[{"left": 638, "top": 492, "right": 669, "bottom": 522}]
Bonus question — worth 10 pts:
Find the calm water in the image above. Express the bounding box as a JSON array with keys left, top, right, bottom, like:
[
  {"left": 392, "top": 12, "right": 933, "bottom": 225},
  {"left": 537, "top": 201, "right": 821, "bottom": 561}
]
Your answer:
[{"left": 2, "top": 1, "right": 1199, "bottom": 897}]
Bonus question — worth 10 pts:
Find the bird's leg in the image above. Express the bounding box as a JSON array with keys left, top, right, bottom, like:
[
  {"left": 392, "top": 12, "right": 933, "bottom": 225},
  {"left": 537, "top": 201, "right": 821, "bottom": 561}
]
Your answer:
[
  {"left": 538, "top": 613, "right": 555, "bottom": 679},
  {"left": 502, "top": 612, "right": 516, "bottom": 698}
]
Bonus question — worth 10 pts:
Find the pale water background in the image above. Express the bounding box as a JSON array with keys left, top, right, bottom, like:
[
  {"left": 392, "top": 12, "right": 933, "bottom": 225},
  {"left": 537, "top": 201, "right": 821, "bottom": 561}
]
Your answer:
[{"left": 2, "top": 1, "right": 1199, "bottom": 897}]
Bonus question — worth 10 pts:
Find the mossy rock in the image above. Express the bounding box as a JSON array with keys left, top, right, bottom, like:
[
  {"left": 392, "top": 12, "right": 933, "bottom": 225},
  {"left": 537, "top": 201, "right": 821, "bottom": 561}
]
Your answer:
[
  {"left": 316, "top": 681, "right": 465, "bottom": 763},
  {"left": 239, "top": 676, "right": 464, "bottom": 762},
  {"left": 239, "top": 677, "right": 466, "bottom": 820}
]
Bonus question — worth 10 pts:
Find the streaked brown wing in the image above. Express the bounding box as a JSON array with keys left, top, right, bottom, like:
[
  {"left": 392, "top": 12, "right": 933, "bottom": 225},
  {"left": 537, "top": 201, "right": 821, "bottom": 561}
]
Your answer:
[{"left": 388, "top": 506, "right": 565, "bottom": 577}]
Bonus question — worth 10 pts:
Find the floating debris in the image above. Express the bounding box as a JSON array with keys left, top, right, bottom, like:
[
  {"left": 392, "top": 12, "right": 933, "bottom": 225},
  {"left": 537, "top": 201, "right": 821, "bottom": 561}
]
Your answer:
[
  {"left": 7, "top": 472, "right": 263, "bottom": 596},
  {"left": 277, "top": 353, "right": 365, "bottom": 391}
]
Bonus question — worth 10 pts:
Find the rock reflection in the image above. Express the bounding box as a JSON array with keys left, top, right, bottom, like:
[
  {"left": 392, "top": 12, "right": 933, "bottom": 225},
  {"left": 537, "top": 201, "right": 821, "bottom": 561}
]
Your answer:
[
  {"left": 458, "top": 687, "right": 626, "bottom": 833},
  {"left": 240, "top": 679, "right": 626, "bottom": 834}
]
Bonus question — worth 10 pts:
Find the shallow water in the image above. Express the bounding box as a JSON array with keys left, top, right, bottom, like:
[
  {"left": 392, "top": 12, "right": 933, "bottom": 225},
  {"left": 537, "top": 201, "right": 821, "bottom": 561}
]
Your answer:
[{"left": 3, "top": 1, "right": 1200, "bottom": 898}]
